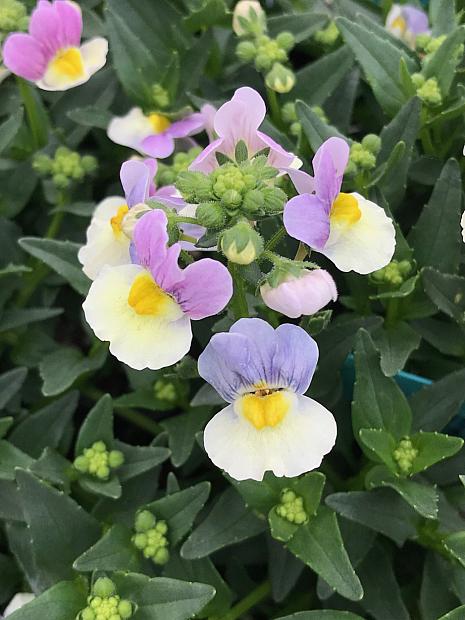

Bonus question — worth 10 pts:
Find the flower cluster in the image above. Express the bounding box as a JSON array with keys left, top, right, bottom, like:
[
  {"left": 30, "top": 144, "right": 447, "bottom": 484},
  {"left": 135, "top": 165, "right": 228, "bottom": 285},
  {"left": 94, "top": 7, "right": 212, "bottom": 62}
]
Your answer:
[
  {"left": 33, "top": 146, "right": 97, "bottom": 189},
  {"left": 73, "top": 441, "right": 124, "bottom": 481},
  {"left": 393, "top": 437, "right": 419, "bottom": 475},
  {"left": 275, "top": 489, "right": 308, "bottom": 524},
  {"left": 132, "top": 510, "right": 170, "bottom": 565},
  {"left": 0, "top": 0, "right": 28, "bottom": 43},
  {"left": 78, "top": 578, "right": 133, "bottom": 620}
]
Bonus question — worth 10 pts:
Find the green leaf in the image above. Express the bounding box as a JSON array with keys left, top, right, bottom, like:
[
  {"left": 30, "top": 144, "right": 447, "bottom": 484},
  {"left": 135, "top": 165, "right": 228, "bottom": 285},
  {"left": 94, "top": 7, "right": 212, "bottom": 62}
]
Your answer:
[
  {"left": 409, "top": 159, "right": 462, "bottom": 273},
  {"left": 359, "top": 429, "right": 397, "bottom": 472},
  {"left": 75, "top": 394, "right": 114, "bottom": 455},
  {"left": 335, "top": 17, "right": 417, "bottom": 116},
  {"left": 268, "top": 538, "right": 305, "bottom": 603},
  {"left": 115, "top": 441, "right": 170, "bottom": 481},
  {"left": 423, "top": 27, "right": 465, "bottom": 97},
  {"left": 366, "top": 465, "right": 438, "bottom": 519},
  {"left": 296, "top": 100, "right": 347, "bottom": 153},
  {"left": 420, "top": 553, "right": 459, "bottom": 620},
  {"left": 372, "top": 321, "right": 421, "bottom": 376},
  {"left": 181, "top": 487, "right": 266, "bottom": 559},
  {"left": 326, "top": 489, "right": 417, "bottom": 546},
  {"left": 235, "top": 139, "right": 248, "bottom": 163},
  {"left": 183, "top": 0, "right": 228, "bottom": 31},
  {"left": 422, "top": 268, "right": 465, "bottom": 325},
  {"left": 0, "top": 552, "right": 20, "bottom": 606},
  {"left": 409, "top": 432, "right": 463, "bottom": 474},
  {"left": 79, "top": 474, "right": 122, "bottom": 499},
  {"left": 0, "top": 367, "right": 27, "bottom": 409},
  {"left": 161, "top": 408, "right": 211, "bottom": 467},
  {"left": 18, "top": 237, "right": 90, "bottom": 295},
  {"left": 112, "top": 573, "right": 215, "bottom": 620},
  {"left": 410, "top": 367, "right": 465, "bottom": 432},
  {"left": 0, "top": 108, "right": 24, "bottom": 154},
  {"left": 0, "top": 480, "right": 23, "bottom": 521},
  {"left": 430, "top": 0, "right": 457, "bottom": 36},
  {"left": 412, "top": 317, "right": 465, "bottom": 358},
  {"left": 73, "top": 523, "right": 142, "bottom": 573},
  {"left": 276, "top": 613, "right": 365, "bottom": 620},
  {"left": 147, "top": 482, "right": 211, "bottom": 546},
  {"left": 0, "top": 307, "right": 63, "bottom": 332},
  {"left": 7, "top": 579, "right": 88, "bottom": 620},
  {"left": 268, "top": 12, "right": 327, "bottom": 42},
  {"left": 292, "top": 46, "right": 354, "bottom": 106},
  {"left": 230, "top": 472, "right": 286, "bottom": 515},
  {"left": 0, "top": 441, "right": 33, "bottom": 481},
  {"left": 287, "top": 507, "right": 363, "bottom": 601},
  {"left": 39, "top": 345, "right": 107, "bottom": 396},
  {"left": 0, "top": 417, "right": 13, "bottom": 438},
  {"left": 9, "top": 391, "right": 78, "bottom": 458},
  {"left": 67, "top": 105, "right": 112, "bottom": 129},
  {"left": 438, "top": 607, "right": 465, "bottom": 620},
  {"left": 352, "top": 330, "right": 412, "bottom": 442},
  {"left": 0, "top": 263, "right": 31, "bottom": 277},
  {"left": 29, "top": 448, "right": 72, "bottom": 491},
  {"left": 0, "top": 161, "right": 37, "bottom": 218},
  {"left": 15, "top": 469, "right": 101, "bottom": 588}
]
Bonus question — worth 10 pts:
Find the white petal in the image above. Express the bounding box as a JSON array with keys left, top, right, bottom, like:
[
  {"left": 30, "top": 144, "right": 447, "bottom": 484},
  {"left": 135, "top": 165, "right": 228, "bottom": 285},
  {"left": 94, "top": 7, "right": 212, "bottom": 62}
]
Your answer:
[
  {"left": 4, "top": 593, "right": 35, "bottom": 616},
  {"left": 78, "top": 196, "right": 130, "bottom": 280},
  {"left": 83, "top": 264, "right": 192, "bottom": 370},
  {"left": 321, "top": 192, "right": 396, "bottom": 274},
  {"left": 107, "top": 107, "right": 153, "bottom": 152},
  {"left": 204, "top": 392, "right": 337, "bottom": 481},
  {"left": 461, "top": 211, "right": 465, "bottom": 243}
]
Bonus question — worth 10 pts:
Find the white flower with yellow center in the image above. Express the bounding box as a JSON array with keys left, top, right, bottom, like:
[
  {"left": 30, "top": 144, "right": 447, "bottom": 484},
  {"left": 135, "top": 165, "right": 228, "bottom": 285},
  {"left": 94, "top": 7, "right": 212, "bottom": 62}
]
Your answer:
[
  {"left": 385, "top": 4, "right": 430, "bottom": 49},
  {"left": 284, "top": 137, "right": 396, "bottom": 274},
  {"left": 199, "top": 318, "right": 337, "bottom": 481}
]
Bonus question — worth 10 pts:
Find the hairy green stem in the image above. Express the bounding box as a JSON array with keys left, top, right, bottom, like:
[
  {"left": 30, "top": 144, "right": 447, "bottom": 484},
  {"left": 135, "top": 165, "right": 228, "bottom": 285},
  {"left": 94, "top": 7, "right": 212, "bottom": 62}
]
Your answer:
[
  {"left": 264, "top": 225, "right": 286, "bottom": 252},
  {"left": 174, "top": 215, "right": 199, "bottom": 225},
  {"left": 218, "top": 581, "right": 271, "bottom": 620},
  {"left": 228, "top": 262, "right": 249, "bottom": 320}
]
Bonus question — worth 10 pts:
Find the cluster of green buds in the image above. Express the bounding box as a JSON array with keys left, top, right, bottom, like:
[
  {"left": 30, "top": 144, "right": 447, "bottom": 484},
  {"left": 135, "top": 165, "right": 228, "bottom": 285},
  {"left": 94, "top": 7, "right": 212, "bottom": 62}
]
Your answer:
[
  {"left": 33, "top": 146, "right": 97, "bottom": 189},
  {"left": 156, "top": 147, "right": 202, "bottom": 187},
  {"left": 371, "top": 259, "right": 412, "bottom": 286},
  {"left": 282, "top": 102, "right": 327, "bottom": 138},
  {"left": 416, "top": 33, "right": 446, "bottom": 56},
  {"left": 393, "top": 437, "right": 418, "bottom": 475},
  {"left": 151, "top": 83, "right": 170, "bottom": 109},
  {"left": 132, "top": 510, "right": 170, "bottom": 565},
  {"left": 78, "top": 577, "right": 133, "bottom": 620},
  {"left": 73, "top": 441, "right": 125, "bottom": 481},
  {"left": 233, "top": 1, "right": 295, "bottom": 93},
  {"left": 411, "top": 73, "right": 442, "bottom": 108},
  {"left": 346, "top": 135, "right": 381, "bottom": 176},
  {"left": 153, "top": 377, "right": 177, "bottom": 403},
  {"left": 275, "top": 489, "right": 308, "bottom": 525},
  {"left": 314, "top": 21, "right": 340, "bottom": 48},
  {"left": 0, "top": 0, "right": 28, "bottom": 42}
]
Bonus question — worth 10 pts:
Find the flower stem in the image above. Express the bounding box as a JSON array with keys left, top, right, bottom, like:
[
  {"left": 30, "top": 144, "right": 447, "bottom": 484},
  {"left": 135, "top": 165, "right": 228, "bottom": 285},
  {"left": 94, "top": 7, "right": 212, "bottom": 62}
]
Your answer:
[
  {"left": 217, "top": 581, "right": 271, "bottom": 620},
  {"left": 17, "top": 77, "right": 47, "bottom": 150},
  {"left": 264, "top": 225, "right": 286, "bottom": 252},
  {"left": 174, "top": 215, "right": 199, "bottom": 225},
  {"left": 385, "top": 298, "right": 400, "bottom": 327},
  {"left": 294, "top": 242, "right": 308, "bottom": 261},
  {"left": 228, "top": 262, "right": 249, "bottom": 319},
  {"left": 266, "top": 87, "right": 283, "bottom": 128}
]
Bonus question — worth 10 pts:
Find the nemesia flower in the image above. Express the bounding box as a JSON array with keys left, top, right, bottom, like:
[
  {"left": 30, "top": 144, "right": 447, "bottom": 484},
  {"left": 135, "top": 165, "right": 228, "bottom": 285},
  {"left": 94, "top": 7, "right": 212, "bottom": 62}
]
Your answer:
[
  {"left": 78, "top": 159, "right": 183, "bottom": 281},
  {"left": 284, "top": 137, "right": 396, "bottom": 274},
  {"left": 260, "top": 269, "right": 337, "bottom": 318},
  {"left": 83, "top": 210, "right": 233, "bottom": 370},
  {"left": 190, "top": 87, "right": 300, "bottom": 173},
  {"left": 385, "top": 4, "right": 429, "bottom": 49},
  {"left": 107, "top": 108, "right": 205, "bottom": 159},
  {"left": 200, "top": 103, "right": 217, "bottom": 142},
  {"left": 199, "top": 318, "right": 337, "bottom": 481},
  {"left": 2, "top": 0, "right": 108, "bottom": 91}
]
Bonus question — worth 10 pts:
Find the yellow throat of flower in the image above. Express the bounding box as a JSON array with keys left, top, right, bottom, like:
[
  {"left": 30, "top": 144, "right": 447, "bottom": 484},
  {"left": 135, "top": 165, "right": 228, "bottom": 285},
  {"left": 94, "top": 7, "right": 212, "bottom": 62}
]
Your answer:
[
  {"left": 110, "top": 204, "right": 129, "bottom": 237},
  {"left": 49, "top": 47, "right": 85, "bottom": 79},
  {"left": 240, "top": 389, "right": 289, "bottom": 430},
  {"left": 128, "top": 273, "right": 172, "bottom": 316},
  {"left": 148, "top": 113, "right": 171, "bottom": 134},
  {"left": 391, "top": 15, "right": 407, "bottom": 34},
  {"left": 330, "top": 192, "right": 361, "bottom": 226}
]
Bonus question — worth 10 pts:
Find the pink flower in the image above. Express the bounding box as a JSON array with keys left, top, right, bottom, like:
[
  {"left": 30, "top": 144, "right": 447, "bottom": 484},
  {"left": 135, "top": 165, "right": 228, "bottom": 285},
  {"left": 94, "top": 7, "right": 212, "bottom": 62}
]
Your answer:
[
  {"left": 3, "top": 0, "right": 108, "bottom": 91},
  {"left": 260, "top": 269, "right": 337, "bottom": 318},
  {"left": 190, "top": 87, "right": 299, "bottom": 173}
]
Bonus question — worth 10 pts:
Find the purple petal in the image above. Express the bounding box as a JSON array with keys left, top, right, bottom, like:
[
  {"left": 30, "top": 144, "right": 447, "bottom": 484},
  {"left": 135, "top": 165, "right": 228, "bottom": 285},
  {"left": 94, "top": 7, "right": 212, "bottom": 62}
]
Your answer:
[
  {"left": 284, "top": 168, "right": 315, "bottom": 195},
  {"left": 312, "top": 137, "right": 349, "bottom": 204},
  {"left": 274, "top": 323, "right": 319, "bottom": 394},
  {"left": 403, "top": 6, "right": 429, "bottom": 35},
  {"left": 173, "top": 258, "right": 233, "bottom": 320},
  {"left": 283, "top": 194, "right": 330, "bottom": 250},
  {"left": 143, "top": 157, "right": 158, "bottom": 196},
  {"left": 189, "top": 137, "right": 224, "bottom": 173},
  {"left": 120, "top": 159, "right": 152, "bottom": 207},
  {"left": 214, "top": 87, "right": 266, "bottom": 153},
  {"left": 200, "top": 103, "right": 217, "bottom": 141},
  {"left": 29, "top": 0, "right": 64, "bottom": 58},
  {"left": 55, "top": 0, "right": 82, "bottom": 47},
  {"left": 256, "top": 131, "right": 296, "bottom": 169},
  {"left": 168, "top": 113, "right": 204, "bottom": 138},
  {"left": 141, "top": 133, "right": 175, "bottom": 159},
  {"left": 2, "top": 33, "right": 47, "bottom": 80}
]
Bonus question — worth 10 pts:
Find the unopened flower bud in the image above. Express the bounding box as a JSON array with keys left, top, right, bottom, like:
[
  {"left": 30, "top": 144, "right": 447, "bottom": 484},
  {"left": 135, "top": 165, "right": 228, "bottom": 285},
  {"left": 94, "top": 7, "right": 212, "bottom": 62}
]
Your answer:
[
  {"left": 81, "top": 155, "right": 98, "bottom": 174},
  {"left": 118, "top": 600, "right": 133, "bottom": 619},
  {"left": 135, "top": 509, "right": 157, "bottom": 532},
  {"left": 236, "top": 40, "right": 257, "bottom": 62},
  {"left": 108, "top": 450, "right": 125, "bottom": 468},
  {"left": 314, "top": 21, "right": 339, "bottom": 46},
  {"left": 151, "top": 84, "right": 170, "bottom": 109},
  {"left": 221, "top": 189, "right": 242, "bottom": 209},
  {"left": 276, "top": 31, "right": 295, "bottom": 52},
  {"left": 282, "top": 102, "right": 297, "bottom": 124},
  {"left": 417, "top": 77, "right": 442, "bottom": 107},
  {"left": 275, "top": 488, "right": 308, "bottom": 524},
  {"left": 32, "top": 153, "right": 52, "bottom": 175},
  {"left": 93, "top": 578, "right": 116, "bottom": 599},
  {"left": 393, "top": 437, "right": 418, "bottom": 475},
  {"left": 242, "top": 189, "right": 265, "bottom": 215},
  {"left": 221, "top": 221, "right": 264, "bottom": 265},
  {"left": 411, "top": 72, "right": 425, "bottom": 89},
  {"left": 350, "top": 143, "right": 376, "bottom": 171},
  {"left": 176, "top": 171, "right": 212, "bottom": 203},
  {"left": 0, "top": 0, "right": 28, "bottom": 33},
  {"left": 196, "top": 202, "right": 226, "bottom": 229},
  {"left": 232, "top": 0, "right": 266, "bottom": 37},
  {"left": 261, "top": 269, "right": 337, "bottom": 318},
  {"left": 265, "top": 63, "right": 295, "bottom": 93},
  {"left": 361, "top": 134, "right": 381, "bottom": 155},
  {"left": 262, "top": 187, "right": 287, "bottom": 215}
]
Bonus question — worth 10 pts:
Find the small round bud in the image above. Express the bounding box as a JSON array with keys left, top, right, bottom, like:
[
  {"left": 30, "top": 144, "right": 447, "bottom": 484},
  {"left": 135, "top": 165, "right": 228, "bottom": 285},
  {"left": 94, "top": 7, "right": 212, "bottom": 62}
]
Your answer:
[
  {"left": 93, "top": 577, "right": 116, "bottom": 598},
  {"left": 196, "top": 202, "right": 226, "bottom": 229},
  {"left": 221, "top": 189, "right": 243, "bottom": 209},
  {"left": 108, "top": 450, "right": 125, "bottom": 469},
  {"left": 361, "top": 134, "right": 381, "bottom": 155},
  {"left": 265, "top": 63, "right": 296, "bottom": 94},
  {"left": 52, "top": 173, "right": 69, "bottom": 189},
  {"left": 232, "top": 0, "right": 266, "bottom": 37},
  {"left": 236, "top": 40, "right": 257, "bottom": 62},
  {"left": 262, "top": 187, "right": 287, "bottom": 215},
  {"left": 152, "top": 83, "right": 170, "bottom": 109},
  {"left": 282, "top": 102, "right": 297, "bottom": 124},
  {"left": 255, "top": 53, "right": 273, "bottom": 72},
  {"left": 74, "top": 455, "right": 89, "bottom": 473},
  {"left": 242, "top": 189, "right": 265, "bottom": 215},
  {"left": 153, "top": 547, "right": 170, "bottom": 565},
  {"left": 411, "top": 72, "right": 425, "bottom": 89},
  {"left": 276, "top": 31, "right": 295, "bottom": 52},
  {"left": 135, "top": 510, "right": 157, "bottom": 532},
  {"left": 93, "top": 441, "right": 107, "bottom": 453},
  {"left": 133, "top": 533, "right": 147, "bottom": 549},
  {"left": 81, "top": 608, "right": 95, "bottom": 620},
  {"left": 221, "top": 221, "right": 264, "bottom": 265},
  {"left": 118, "top": 600, "right": 133, "bottom": 619},
  {"left": 417, "top": 77, "right": 442, "bottom": 107},
  {"left": 314, "top": 21, "right": 339, "bottom": 46},
  {"left": 32, "top": 153, "right": 52, "bottom": 175},
  {"left": 97, "top": 465, "right": 110, "bottom": 480}
]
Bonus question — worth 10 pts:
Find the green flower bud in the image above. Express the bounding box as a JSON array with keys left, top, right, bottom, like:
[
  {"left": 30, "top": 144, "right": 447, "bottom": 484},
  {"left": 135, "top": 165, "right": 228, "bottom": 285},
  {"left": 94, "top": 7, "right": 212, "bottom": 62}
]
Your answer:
[
  {"left": 232, "top": 0, "right": 266, "bottom": 37},
  {"left": 425, "top": 34, "right": 446, "bottom": 55},
  {"left": 314, "top": 21, "right": 339, "bottom": 46},
  {"left": 262, "top": 187, "right": 286, "bottom": 215},
  {"left": 81, "top": 155, "right": 98, "bottom": 174},
  {"left": 196, "top": 202, "right": 226, "bottom": 229},
  {"left": 350, "top": 143, "right": 376, "bottom": 171},
  {"left": 108, "top": 450, "right": 125, "bottom": 469},
  {"left": 73, "top": 455, "right": 89, "bottom": 473},
  {"left": 236, "top": 40, "right": 257, "bottom": 62},
  {"left": 221, "top": 221, "right": 264, "bottom": 265},
  {"left": 93, "top": 578, "right": 116, "bottom": 598},
  {"left": 290, "top": 121, "right": 301, "bottom": 137},
  {"left": 154, "top": 378, "right": 177, "bottom": 402},
  {"left": 265, "top": 63, "right": 296, "bottom": 94},
  {"left": 93, "top": 441, "right": 106, "bottom": 453},
  {"left": 133, "top": 533, "right": 147, "bottom": 549},
  {"left": 81, "top": 608, "right": 95, "bottom": 620},
  {"left": 0, "top": 0, "right": 28, "bottom": 33},
  {"left": 118, "top": 600, "right": 133, "bottom": 619},
  {"left": 361, "top": 134, "right": 381, "bottom": 155},
  {"left": 393, "top": 437, "right": 418, "bottom": 475},
  {"left": 415, "top": 33, "right": 432, "bottom": 51},
  {"left": 411, "top": 72, "right": 425, "bottom": 89},
  {"left": 311, "top": 106, "right": 328, "bottom": 124},
  {"left": 282, "top": 102, "right": 297, "bottom": 124},
  {"left": 52, "top": 173, "right": 70, "bottom": 189},
  {"left": 221, "top": 189, "right": 243, "bottom": 209},
  {"left": 276, "top": 31, "right": 295, "bottom": 52},
  {"left": 156, "top": 520, "right": 168, "bottom": 534},
  {"left": 255, "top": 52, "right": 273, "bottom": 72},
  {"left": 417, "top": 77, "right": 442, "bottom": 107},
  {"left": 32, "top": 153, "right": 52, "bottom": 175},
  {"left": 158, "top": 168, "right": 176, "bottom": 186},
  {"left": 153, "top": 547, "right": 170, "bottom": 565},
  {"left": 135, "top": 510, "right": 157, "bottom": 532},
  {"left": 151, "top": 84, "right": 170, "bottom": 109},
  {"left": 97, "top": 465, "right": 110, "bottom": 480},
  {"left": 344, "top": 160, "right": 357, "bottom": 177},
  {"left": 276, "top": 488, "right": 308, "bottom": 524},
  {"left": 242, "top": 189, "right": 265, "bottom": 215},
  {"left": 176, "top": 171, "right": 212, "bottom": 203}
]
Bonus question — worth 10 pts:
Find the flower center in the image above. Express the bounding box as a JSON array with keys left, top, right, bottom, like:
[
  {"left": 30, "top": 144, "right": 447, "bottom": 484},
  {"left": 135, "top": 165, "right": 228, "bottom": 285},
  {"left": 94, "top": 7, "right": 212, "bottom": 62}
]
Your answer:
[
  {"left": 330, "top": 192, "right": 361, "bottom": 226},
  {"left": 241, "top": 389, "right": 289, "bottom": 430},
  {"left": 49, "top": 47, "right": 85, "bottom": 78},
  {"left": 128, "top": 273, "right": 172, "bottom": 316},
  {"left": 148, "top": 113, "right": 171, "bottom": 134},
  {"left": 110, "top": 204, "right": 129, "bottom": 237},
  {"left": 391, "top": 15, "right": 407, "bottom": 34}
]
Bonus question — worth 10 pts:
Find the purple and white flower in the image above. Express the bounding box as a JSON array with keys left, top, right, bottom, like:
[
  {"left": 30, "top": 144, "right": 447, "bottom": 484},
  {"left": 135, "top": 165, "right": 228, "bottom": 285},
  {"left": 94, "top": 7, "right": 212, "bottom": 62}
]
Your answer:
[
  {"left": 190, "top": 87, "right": 300, "bottom": 173},
  {"left": 385, "top": 4, "right": 430, "bottom": 49},
  {"left": 3, "top": 0, "right": 108, "bottom": 91},
  {"left": 199, "top": 318, "right": 337, "bottom": 481},
  {"left": 83, "top": 210, "right": 233, "bottom": 370},
  {"left": 107, "top": 108, "right": 205, "bottom": 159},
  {"left": 284, "top": 137, "right": 396, "bottom": 274}
]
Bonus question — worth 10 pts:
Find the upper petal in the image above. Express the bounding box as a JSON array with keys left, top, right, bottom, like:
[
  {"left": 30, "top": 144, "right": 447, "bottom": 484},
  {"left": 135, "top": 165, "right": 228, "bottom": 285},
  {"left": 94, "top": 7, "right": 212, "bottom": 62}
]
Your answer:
[
  {"left": 284, "top": 167, "right": 315, "bottom": 195},
  {"left": 168, "top": 113, "right": 205, "bottom": 138},
  {"left": 214, "top": 87, "right": 266, "bottom": 150},
  {"left": 55, "top": 0, "right": 83, "bottom": 47},
  {"left": 274, "top": 323, "right": 319, "bottom": 394},
  {"left": 189, "top": 138, "right": 224, "bottom": 173},
  {"left": 29, "top": 0, "right": 64, "bottom": 58},
  {"left": 141, "top": 133, "right": 175, "bottom": 159},
  {"left": 312, "top": 137, "right": 349, "bottom": 204},
  {"left": 283, "top": 193, "right": 331, "bottom": 250},
  {"left": 120, "top": 159, "right": 152, "bottom": 207},
  {"left": 2, "top": 34, "right": 47, "bottom": 81}
]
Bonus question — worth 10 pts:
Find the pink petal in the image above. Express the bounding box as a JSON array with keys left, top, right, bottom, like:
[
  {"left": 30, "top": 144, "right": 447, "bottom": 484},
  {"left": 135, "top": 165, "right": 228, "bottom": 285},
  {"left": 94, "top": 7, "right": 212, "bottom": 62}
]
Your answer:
[
  {"left": 213, "top": 87, "right": 266, "bottom": 151},
  {"left": 189, "top": 137, "right": 224, "bottom": 173},
  {"left": 312, "top": 137, "right": 349, "bottom": 205},
  {"left": 120, "top": 159, "right": 152, "bottom": 207},
  {"left": 55, "top": 0, "right": 82, "bottom": 47},
  {"left": 173, "top": 259, "right": 233, "bottom": 320},
  {"left": 141, "top": 132, "right": 175, "bottom": 159},
  {"left": 284, "top": 168, "right": 315, "bottom": 195},
  {"left": 2, "top": 33, "right": 47, "bottom": 80},
  {"left": 256, "top": 131, "right": 296, "bottom": 169},
  {"left": 29, "top": 0, "right": 64, "bottom": 58},
  {"left": 168, "top": 113, "right": 204, "bottom": 138},
  {"left": 283, "top": 194, "right": 330, "bottom": 250}
]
